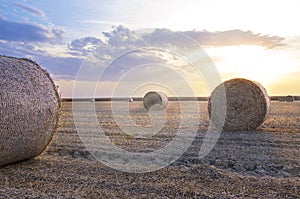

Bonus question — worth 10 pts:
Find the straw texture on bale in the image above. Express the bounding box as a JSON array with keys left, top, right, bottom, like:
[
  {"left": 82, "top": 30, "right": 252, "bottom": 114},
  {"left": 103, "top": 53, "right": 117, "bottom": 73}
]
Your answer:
[
  {"left": 0, "top": 55, "right": 61, "bottom": 166},
  {"left": 208, "top": 78, "right": 270, "bottom": 131},
  {"left": 286, "top": 95, "right": 294, "bottom": 102},
  {"left": 143, "top": 91, "right": 168, "bottom": 110}
]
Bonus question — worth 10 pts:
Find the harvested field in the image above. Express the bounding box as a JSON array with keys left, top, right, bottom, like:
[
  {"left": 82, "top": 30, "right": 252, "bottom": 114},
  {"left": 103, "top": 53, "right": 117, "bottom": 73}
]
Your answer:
[{"left": 0, "top": 101, "right": 299, "bottom": 198}]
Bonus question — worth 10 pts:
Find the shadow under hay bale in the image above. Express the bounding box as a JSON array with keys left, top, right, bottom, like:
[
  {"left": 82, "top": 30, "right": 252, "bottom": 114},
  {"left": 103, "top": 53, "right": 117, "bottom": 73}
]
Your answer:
[
  {"left": 0, "top": 55, "right": 61, "bottom": 166},
  {"left": 208, "top": 78, "right": 270, "bottom": 131},
  {"left": 143, "top": 91, "right": 168, "bottom": 110}
]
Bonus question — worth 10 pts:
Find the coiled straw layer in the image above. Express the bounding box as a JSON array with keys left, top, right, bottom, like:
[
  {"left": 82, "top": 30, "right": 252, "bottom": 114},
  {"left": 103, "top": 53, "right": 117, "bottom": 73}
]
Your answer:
[
  {"left": 0, "top": 55, "right": 60, "bottom": 166},
  {"left": 208, "top": 78, "right": 270, "bottom": 131}
]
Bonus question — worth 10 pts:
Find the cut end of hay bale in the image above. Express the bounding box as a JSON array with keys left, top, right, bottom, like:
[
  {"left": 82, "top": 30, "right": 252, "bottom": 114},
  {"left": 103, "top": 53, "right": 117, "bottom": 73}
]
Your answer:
[
  {"left": 143, "top": 91, "right": 168, "bottom": 110},
  {"left": 0, "top": 55, "right": 61, "bottom": 166},
  {"left": 208, "top": 78, "right": 270, "bottom": 131}
]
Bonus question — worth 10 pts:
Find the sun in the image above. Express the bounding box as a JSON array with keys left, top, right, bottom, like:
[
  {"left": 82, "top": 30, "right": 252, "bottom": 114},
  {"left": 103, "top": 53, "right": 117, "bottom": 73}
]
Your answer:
[{"left": 206, "top": 45, "right": 295, "bottom": 86}]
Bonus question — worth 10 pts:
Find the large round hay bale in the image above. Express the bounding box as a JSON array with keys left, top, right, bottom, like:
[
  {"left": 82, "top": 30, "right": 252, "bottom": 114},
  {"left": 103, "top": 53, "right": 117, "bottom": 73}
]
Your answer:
[
  {"left": 286, "top": 95, "right": 294, "bottom": 102},
  {"left": 0, "top": 55, "right": 61, "bottom": 166},
  {"left": 143, "top": 91, "right": 168, "bottom": 110},
  {"left": 208, "top": 78, "right": 270, "bottom": 131}
]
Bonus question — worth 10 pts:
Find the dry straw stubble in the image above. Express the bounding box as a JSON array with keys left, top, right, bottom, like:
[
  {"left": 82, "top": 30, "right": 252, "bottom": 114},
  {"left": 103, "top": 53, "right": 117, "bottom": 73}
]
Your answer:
[
  {"left": 0, "top": 55, "right": 61, "bottom": 166},
  {"left": 208, "top": 78, "right": 270, "bottom": 131}
]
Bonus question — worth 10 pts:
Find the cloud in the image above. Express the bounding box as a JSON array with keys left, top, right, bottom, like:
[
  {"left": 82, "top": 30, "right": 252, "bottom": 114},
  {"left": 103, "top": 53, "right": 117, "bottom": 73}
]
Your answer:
[
  {"left": 0, "top": 40, "right": 82, "bottom": 80},
  {"left": 13, "top": 2, "right": 45, "bottom": 17},
  {"left": 99, "top": 26, "right": 285, "bottom": 51},
  {"left": 65, "top": 26, "right": 287, "bottom": 60},
  {"left": 184, "top": 29, "right": 286, "bottom": 49},
  {"left": 0, "top": 19, "right": 65, "bottom": 43},
  {"left": 68, "top": 37, "right": 105, "bottom": 56},
  {"left": 101, "top": 26, "right": 286, "bottom": 49},
  {"left": 0, "top": 25, "right": 287, "bottom": 83},
  {"left": 78, "top": 20, "right": 133, "bottom": 28},
  {"left": 142, "top": 28, "right": 193, "bottom": 48},
  {"left": 103, "top": 25, "right": 145, "bottom": 48},
  {"left": 65, "top": 26, "right": 286, "bottom": 82}
]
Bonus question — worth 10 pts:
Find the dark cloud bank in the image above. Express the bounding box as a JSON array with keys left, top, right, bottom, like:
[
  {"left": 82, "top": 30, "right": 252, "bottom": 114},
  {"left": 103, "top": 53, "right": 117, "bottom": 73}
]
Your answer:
[{"left": 0, "top": 19, "right": 64, "bottom": 43}]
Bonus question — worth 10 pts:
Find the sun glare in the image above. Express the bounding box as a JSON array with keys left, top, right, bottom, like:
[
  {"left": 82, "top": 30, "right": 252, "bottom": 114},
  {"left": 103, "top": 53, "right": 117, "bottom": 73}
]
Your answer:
[{"left": 206, "top": 45, "right": 295, "bottom": 86}]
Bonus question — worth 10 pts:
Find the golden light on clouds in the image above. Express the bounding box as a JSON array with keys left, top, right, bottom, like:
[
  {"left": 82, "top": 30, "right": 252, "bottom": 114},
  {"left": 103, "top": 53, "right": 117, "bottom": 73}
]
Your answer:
[{"left": 56, "top": 44, "right": 300, "bottom": 98}]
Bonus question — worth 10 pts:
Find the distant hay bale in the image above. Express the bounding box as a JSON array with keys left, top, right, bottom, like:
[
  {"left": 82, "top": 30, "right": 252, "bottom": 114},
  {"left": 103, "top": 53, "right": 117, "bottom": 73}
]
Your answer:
[
  {"left": 0, "top": 55, "right": 61, "bottom": 166},
  {"left": 143, "top": 91, "right": 168, "bottom": 110},
  {"left": 286, "top": 95, "right": 294, "bottom": 102},
  {"left": 208, "top": 78, "right": 270, "bottom": 131}
]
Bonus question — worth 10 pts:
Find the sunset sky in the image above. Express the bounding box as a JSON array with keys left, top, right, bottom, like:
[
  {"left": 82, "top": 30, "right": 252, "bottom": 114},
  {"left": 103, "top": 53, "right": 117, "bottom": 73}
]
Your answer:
[{"left": 1, "top": 0, "right": 300, "bottom": 98}]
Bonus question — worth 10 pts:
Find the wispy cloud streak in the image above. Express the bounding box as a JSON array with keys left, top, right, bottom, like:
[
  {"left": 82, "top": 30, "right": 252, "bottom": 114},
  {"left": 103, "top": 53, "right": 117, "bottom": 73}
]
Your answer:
[{"left": 13, "top": 2, "right": 45, "bottom": 17}]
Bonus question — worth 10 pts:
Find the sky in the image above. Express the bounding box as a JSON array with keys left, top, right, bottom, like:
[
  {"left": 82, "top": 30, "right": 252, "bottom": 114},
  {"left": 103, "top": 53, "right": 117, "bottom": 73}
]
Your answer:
[{"left": 1, "top": 0, "right": 300, "bottom": 98}]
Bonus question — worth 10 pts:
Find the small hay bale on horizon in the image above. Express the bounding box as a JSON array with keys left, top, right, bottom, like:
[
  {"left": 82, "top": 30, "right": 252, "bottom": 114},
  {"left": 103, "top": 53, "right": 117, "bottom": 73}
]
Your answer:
[
  {"left": 208, "top": 78, "right": 270, "bottom": 131},
  {"left": 143, "top": 91, "right": 168, "bottom": 110},
  {"left": 0, "top": 55, "right": 61, "bottom": 166},
  {"left": 286, "top": 95, "right": 294, "bottom": 102}
]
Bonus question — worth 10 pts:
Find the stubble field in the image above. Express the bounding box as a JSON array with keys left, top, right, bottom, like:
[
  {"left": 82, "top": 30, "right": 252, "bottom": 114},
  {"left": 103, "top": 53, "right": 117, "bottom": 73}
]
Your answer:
[{"left": 0, "top": 101, "right": 299, "bottom": 198}]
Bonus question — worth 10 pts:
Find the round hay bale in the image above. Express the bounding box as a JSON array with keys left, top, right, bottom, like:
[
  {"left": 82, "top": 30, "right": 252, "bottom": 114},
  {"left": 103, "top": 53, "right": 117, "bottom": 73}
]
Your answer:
[
  {"left": 0, "top": 55, "right": 61, "bottom": 166},
  {"left": 143, "top": 91, "right": 168, "bottom": 110},
  {"left": 286, "top": 95, "right": 294, "bottom": 102},
  {"left": 208, "top": 78, "right": 270, "bottom": 131}
]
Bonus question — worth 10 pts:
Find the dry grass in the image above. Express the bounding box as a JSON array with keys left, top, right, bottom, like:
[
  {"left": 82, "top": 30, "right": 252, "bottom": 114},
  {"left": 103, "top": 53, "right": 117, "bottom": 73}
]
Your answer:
[
  {"left": 1, "top": 156, "right": 299, "bottom": 198},
  {"left": 0, "top": 101, "right": 299, "bottom": 198}
]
